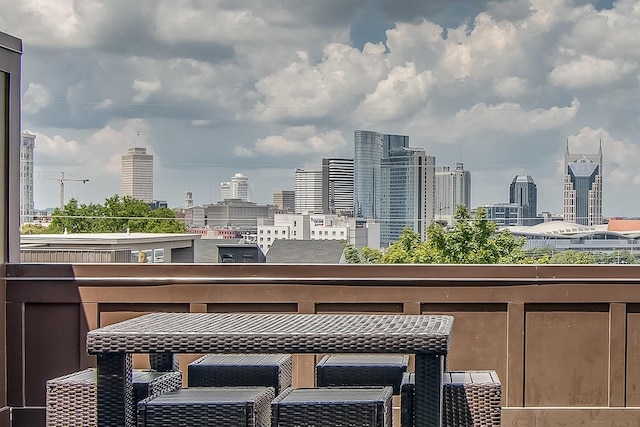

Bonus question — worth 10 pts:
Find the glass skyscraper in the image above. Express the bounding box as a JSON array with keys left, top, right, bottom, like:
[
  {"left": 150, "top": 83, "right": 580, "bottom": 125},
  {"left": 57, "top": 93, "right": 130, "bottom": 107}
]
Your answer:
[
  {"left": 354, "top": 130, "right": 384, "bottom": 219},
  {"left": 563, "top": 141, "right": 603, "bottom": 226},
  {"left": 379, "top": 148, "right": 435, "bottom": 244},
  {"left": 355, "top": 130, "right": 435, "bottom": 245}
]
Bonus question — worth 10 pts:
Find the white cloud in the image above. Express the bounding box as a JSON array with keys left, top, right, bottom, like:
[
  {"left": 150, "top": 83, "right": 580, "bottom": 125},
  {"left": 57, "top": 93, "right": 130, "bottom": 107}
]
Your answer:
[
  {"left": 253, "top": 43, "right": 388, "bottom": 121},
  {"left": 455, "top": 98, "right": 580, "bottom": 133},
  {"left": 493, "top": 76, "right": 529, "bottom": 99},
  {"left": 23, "top": 83, "right": 52, "bottom": 114},
  {"left": 355, "top": 63, "right": 436, "bottom": 123},
  {"left": 132, "top": 79, "right": 162, "bottom": 103},
  {"left": 549, "top": 55, "right": 637, "bottom": 89},
  {"left": 236, "top": 126, "right": 346, "bottom": 156},
  {"left": 32, "top": 132, "right": 80, "bottom": 158}
]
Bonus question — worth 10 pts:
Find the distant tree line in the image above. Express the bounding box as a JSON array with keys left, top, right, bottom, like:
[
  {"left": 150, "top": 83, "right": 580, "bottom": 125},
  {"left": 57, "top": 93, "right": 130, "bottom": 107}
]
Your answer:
[
  {"left": 20, "top": 195, "right": 185, "bottom": 234},
  {"left": 344, "top": 206, "right": 639, "bottom": 265}
]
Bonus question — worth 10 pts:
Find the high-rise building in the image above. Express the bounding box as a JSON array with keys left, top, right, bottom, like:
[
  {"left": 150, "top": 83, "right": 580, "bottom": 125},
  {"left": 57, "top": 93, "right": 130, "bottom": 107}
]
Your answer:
[
  {"left": 294, "top": 169, "right": 323, "bottom": 214},
  {"left": 434, "top": 162, "right": 471, "bottom": 224},
  {"left": 322, "top": 158, "right": 354, "bottom": 216},
  {"left": 220, "top": 173, "right": 250, "bottom": 201},
  {"left": 20, "top": 131, "right": 36, "bottom": 224},
  {"left": 273, "top": 190, "right": 295, "bottom": 212},
  {"left": 509, "top": 175, "right": 537, "bottom": 226},
  {"left": 354, "top": 130, "right": 409, "bottom": 219},
  {"left": 563, "top": 141, "right": 603, "bottom": 225},
  {"left": 121, "top": 147, "right": 153, "bottom": 203},
  {"left": 354, "top": 130, "right": 384, "bottom": 219},
  {"left": 379, "top": 147, "right": 435, "bottom": 244}
]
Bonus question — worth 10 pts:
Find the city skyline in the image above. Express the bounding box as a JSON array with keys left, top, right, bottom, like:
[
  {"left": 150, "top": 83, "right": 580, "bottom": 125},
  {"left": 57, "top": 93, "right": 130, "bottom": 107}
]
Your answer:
[{"left": 6, "top": 0, "right": 640, "bottom": 217}]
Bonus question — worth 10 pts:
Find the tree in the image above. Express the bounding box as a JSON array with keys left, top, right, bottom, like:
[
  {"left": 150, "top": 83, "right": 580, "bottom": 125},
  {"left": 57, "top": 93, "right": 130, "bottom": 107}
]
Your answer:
[
  {"left": 549, "top": 250, "right": 595, "bottom": 264},
  {"left": 354, "top": 205, "right": 527, "bottom": 264},
  {"left": 343, "top": 243, "right": 361, "bottom": 264},
  {"left": 48, "top": 195, "right": 186, "bottom": 234},
  {"left": 417, "top": 205, "right": 526, "bottom": 264},
  {"left": 20, "top": 223, "right": 54, "bottom": 234}
]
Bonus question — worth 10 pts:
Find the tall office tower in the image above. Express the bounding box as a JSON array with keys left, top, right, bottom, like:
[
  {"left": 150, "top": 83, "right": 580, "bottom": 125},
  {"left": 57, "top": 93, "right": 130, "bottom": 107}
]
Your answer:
[
  {"left": 563, "top": 141, "right": 603, "bottom": 225},
  {"left": 379, "top": 147, "right": 435, "bottom": 245},
  {"left": 322, "top": 158, "right": 354, "bottom": 216},
  {"left": 221, "top": 173, "right": 250, "bottom": 201},
  {"left": 121, "top": 147, "right": 153, "bottom": 203},
  {"left": 20, "top": 131, "right": 36, "bottom": 224},
  {"left": 273, "top": 190, "right": 295, "bottom": 212},
  {"left": 294, "top": 168, "right": 323, "bottom": 214},
  {"left": 434, "top": 162, "right": 471, "bottom": 225},
  {"left": 354, "top": 130, "right": 409, "bottom": 219},
  {"left": 509, "top": 175, "right": 537, "bottom": 226}
]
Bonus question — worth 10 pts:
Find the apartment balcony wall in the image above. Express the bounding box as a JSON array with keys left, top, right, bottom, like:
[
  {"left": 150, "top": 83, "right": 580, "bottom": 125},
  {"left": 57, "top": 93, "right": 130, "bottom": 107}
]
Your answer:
[{"left": 5, "top": 263, "right": 640, "bottom": 426}]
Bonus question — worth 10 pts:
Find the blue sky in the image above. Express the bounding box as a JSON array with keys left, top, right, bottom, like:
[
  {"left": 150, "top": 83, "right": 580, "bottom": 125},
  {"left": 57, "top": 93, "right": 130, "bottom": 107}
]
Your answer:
[{"left": 2, "top": 0, "right": 639, "bottom": 217}]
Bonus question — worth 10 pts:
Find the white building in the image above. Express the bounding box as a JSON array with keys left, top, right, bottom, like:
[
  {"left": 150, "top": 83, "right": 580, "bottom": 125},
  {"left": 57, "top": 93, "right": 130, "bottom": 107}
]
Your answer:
[
  {"left": 20, "top": 131, "right": 36, "bottom": 224},
  {"left": 121, "top": 147, "right": 153, "bottom": 203},
  {"left": 294, "top": 169, "right": 323, "bottom": 214},
  {"left": 435, "top": 162, "right": 471, "bottom": 225},
  {"left": 257, "top": 213, "right": 380, "bottom": 254},
  {"left": 220, "top": 172, "right": 250, "bottom": 201}
]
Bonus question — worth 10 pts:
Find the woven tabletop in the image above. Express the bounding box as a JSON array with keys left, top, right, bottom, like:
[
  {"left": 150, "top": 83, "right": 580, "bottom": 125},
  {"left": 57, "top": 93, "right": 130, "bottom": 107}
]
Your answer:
[{"left": 87, "top": 313, "right": 453, "bottom": 354}]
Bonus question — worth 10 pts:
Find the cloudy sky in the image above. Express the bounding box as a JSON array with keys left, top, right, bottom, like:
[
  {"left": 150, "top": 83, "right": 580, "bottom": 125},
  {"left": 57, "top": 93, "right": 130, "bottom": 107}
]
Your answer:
[{"left": 3, "top": 0, "right": 639, "bottom": 217}]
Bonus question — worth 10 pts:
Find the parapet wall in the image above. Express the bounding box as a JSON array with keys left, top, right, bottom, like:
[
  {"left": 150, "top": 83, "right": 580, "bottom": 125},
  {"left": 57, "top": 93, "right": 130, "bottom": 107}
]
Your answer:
[{"left": 5, "top": 263, "right": 640, "bottom": 426}]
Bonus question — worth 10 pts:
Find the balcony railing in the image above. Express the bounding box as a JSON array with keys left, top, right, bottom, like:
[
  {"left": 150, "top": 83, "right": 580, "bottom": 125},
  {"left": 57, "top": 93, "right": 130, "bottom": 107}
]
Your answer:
[{"left": 5, "top": 263, "right": 640, "bottom": 426}]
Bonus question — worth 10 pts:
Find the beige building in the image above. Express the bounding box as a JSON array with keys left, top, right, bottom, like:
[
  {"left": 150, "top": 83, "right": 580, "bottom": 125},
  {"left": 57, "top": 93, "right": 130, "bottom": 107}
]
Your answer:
[{"left": 121, "top": 147, "right": 153, "bottom": 203}]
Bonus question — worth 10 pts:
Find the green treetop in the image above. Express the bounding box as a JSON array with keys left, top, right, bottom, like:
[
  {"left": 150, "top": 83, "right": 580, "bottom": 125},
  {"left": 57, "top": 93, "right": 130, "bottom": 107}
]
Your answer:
[{"left": 44, "top": 195, "right": 185, "bottom": 234}]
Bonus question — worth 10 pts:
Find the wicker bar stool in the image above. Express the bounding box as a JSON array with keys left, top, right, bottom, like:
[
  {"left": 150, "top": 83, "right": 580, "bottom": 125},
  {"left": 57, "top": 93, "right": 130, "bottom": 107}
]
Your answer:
[
  {"left": 45, "top": 368, "right": 182, "bottom": 427},
  {"left": 137, "top": 386, "right": 275, "bottom": 427},
  {"left": 316, "top": 354, "right": 409, "bottom": 394},
  {"left": 271, "top": 386, "right": 393, "bottom": 427},
  {"left": 400, "top": 370, "right": 502, "bottom": 427},
  {"left": 188, "top": 354, "right": 292, "bottom": 394}
]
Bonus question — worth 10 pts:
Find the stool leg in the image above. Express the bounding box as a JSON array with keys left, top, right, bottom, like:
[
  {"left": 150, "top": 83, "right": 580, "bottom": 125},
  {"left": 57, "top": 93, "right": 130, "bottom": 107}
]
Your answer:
[
  {"left": 414, "top": 354, "right": 444, "bottom": 427},
  {"left": 97, "top": 353, "right": 134, "bottom": 427}
]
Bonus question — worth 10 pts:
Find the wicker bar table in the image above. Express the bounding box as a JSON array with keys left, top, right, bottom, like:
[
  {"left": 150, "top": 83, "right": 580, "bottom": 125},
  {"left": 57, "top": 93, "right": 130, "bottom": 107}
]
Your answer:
[{"left": 86, "top": 312, "right": 453, "bottom": 427}]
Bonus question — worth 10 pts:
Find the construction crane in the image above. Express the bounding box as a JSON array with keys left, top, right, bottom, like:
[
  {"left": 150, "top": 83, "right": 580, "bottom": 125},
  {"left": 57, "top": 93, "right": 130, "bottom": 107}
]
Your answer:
[{"left": 39, "top": 172, "right": 89, "bottom": 209}]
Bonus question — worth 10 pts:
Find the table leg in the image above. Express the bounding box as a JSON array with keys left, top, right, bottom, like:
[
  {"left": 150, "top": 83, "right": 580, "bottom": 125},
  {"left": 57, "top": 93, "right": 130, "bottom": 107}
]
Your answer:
[
  {"left": 149, "top": 352, "right": 179, "bottom": 371},
  {"left": 96, "top": 353, "right": 134, "bottom": 427},
  {"left": 414, "top": 353, "right": 444, "bottom": 427}
]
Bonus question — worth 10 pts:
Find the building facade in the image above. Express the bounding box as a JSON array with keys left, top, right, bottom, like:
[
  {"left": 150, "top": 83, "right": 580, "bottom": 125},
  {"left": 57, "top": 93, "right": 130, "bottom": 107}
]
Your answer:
[
  {"left": 121, "top": 147, "right": 153, "bottom": 203},
  {"left": 272, "top": 190, "right": 295, "bottom": 212},
  {"left": 509, "top": 175, "right": 538, "bottom": 226},
  {"left": 354, "top": 130, "right": 384, "bottom": 219},
  {"left": 220, "top": 172, "right": 250, "bottom": 201},
  {"left": 294, "top": 168, "right": 323, "bottom": 214},
  {"left": 322, "top": 158, "right": 354, "bottom": 216},
  {"left": 20, "top": 131, "right": 35, "bottom": 224},
  {"left": 484, "top": 203, "right": 522, "bottom": 227},
  {"left": 257, "top": 213, "right": 380, "bottom": 253},
  {"left": 563, "top": 141, "right": 603, "bottom": 226},
  {"left": 379, "top": 148, "right": 435, "bottom": 244},
  {"left": 435, "top": 162, "right": 471, "bottom": 225}
]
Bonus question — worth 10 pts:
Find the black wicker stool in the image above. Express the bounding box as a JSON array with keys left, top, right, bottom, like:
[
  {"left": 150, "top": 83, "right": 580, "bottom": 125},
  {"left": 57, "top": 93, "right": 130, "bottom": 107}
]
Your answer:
[
  {"left": 45, "top": 368, "right": 182, "bottom": 427},
  {"left": 137, "top": 386, "right": 275, "bottom": 427},
  {"left": 271, "top": 386, "right": 393, "bottom": 427},
  {"left": 188, "top": 354, "right": 292, "bottom": 394},
  {"left": 400, "top": 370, "right": 502, "bottom": 427},
  {"left": 316, "top": 354, "right": 409, "bottom": 394}
]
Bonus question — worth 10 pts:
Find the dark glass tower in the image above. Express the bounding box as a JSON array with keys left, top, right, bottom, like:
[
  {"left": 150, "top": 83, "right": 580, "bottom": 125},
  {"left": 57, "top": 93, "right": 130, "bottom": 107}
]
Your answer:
[{"left": 509, "top": 175, "right": 537, "bottom": 226}]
